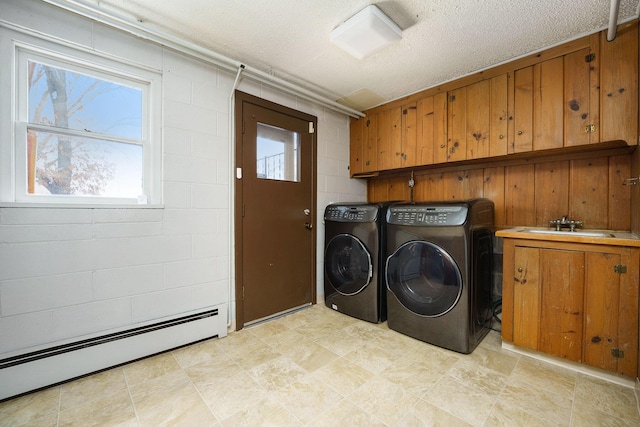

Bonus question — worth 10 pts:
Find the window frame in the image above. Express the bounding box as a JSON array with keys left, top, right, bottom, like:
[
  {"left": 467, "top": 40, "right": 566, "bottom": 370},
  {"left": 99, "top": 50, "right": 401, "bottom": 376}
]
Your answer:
[{"left": 4, "top": 38, "right": 162, "bottom": 206}]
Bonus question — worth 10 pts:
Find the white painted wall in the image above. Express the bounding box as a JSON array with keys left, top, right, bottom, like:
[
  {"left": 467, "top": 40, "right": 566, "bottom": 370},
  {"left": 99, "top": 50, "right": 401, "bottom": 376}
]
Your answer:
[{"left": 0, "top": 0, "right": 365, "bottom": 359}]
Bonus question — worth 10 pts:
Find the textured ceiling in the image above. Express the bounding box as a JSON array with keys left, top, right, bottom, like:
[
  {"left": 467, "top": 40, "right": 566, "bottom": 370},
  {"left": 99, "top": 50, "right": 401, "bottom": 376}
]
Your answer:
[{"left": 84, "top": 0, "right": 640, "bottom": 111}]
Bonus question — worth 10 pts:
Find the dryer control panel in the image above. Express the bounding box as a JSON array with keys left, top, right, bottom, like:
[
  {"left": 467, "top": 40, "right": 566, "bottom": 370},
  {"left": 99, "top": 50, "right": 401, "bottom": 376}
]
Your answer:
[
  {"left": 387, "top": 205, "right": 468, "bottom": 226},
  {"left": 324, "top": 204, "right": 379, "bottom": 222}
]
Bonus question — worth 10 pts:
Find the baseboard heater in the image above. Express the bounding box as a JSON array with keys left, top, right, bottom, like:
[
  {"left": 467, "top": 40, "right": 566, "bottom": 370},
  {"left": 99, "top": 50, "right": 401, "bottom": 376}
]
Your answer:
[{"left": 0, "top": 305, "right": 228, "bottom": 401}]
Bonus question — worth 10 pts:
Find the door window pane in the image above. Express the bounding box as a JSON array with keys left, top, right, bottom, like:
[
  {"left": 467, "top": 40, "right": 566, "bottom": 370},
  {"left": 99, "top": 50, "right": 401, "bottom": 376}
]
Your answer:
[{"left": 256, "top": 122, "right": 300, "bottom": 182}]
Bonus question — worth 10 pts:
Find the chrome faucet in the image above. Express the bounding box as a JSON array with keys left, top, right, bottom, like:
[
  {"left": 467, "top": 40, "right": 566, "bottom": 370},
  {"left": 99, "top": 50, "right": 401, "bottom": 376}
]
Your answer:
[{"left": 549, "top": 215, "right": 583, "bottom": 232}]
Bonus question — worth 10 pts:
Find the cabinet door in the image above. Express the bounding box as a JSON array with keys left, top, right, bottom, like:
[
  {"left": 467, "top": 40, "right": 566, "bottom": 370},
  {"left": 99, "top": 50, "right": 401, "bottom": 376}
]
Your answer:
[
  {"left": 600, "top": 21, "right": 638, "bottom": 146},
  {"left": 466, "top": 79, "right": 490, "bottom": 159},
  {"left": 512, "top": 66, "right": 533, "bottom": 153},
  {"left": 447, "top": 87, "right": 467, "bottom": 162},
  {"left": 565, "top": 47, "right": 597, "bottom": 146},
  {"left": 349, "top": 117, "right": 364, "bottom": 176},
  {"left": 489, "top": 73, "right": 509, "bottom": 156},
  {"left": 539, "top": 249, "right": 584, "bottom": 362},
  {"left": 362, "top": 113, "right": 378, "bottom": 172},
  {"left": 533, "top": 57, "right": 564, "bottom": 150},
  {"left": 401, "top": 102, "right": 418, "bottom": 167},
  {"left": 377, "top": 107, "right": 402, "bottom": 171},
  {"left": 416, "top": 92, "right": 448, "bottom": 165},
  {"left": 513, "top": 246, "right": 541, "bottom": 350}
]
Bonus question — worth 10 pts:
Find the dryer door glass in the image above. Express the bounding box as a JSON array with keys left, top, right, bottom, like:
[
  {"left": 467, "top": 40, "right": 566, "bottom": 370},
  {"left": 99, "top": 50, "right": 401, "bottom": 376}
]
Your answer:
[
  {"left": 386, "top": 240, "right": 462, "bottom": 317},
  {"left": 325, "top": 234, "right": 372, "bottom": 295}
]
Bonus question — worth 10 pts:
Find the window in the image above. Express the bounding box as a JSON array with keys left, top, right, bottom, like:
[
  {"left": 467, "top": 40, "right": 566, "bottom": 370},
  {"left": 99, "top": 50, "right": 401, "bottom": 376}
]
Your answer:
[
  {"left": 256, "top": 123, "right": 300, "bottom": 182},
  {"left": 9, "top": 43, "right": 161, "bottom": 205}
]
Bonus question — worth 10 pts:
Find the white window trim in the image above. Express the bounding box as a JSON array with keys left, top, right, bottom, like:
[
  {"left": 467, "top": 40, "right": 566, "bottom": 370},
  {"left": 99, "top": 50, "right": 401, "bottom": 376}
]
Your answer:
[{"left": 0, "top": 31, "right": 162, "bottom": 207}]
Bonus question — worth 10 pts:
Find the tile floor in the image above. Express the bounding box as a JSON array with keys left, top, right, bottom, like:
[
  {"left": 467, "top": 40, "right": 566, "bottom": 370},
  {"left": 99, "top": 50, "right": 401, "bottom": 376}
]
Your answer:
[{"left": 1, "top": 304, "right": 639, "bottom": 426}]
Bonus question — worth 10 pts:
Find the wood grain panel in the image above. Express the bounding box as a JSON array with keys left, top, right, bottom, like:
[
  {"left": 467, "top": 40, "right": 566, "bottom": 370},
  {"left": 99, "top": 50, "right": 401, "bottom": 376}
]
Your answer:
[
  {"left": 388, "top": 176, "right": 409, "bottom": 202},
  {"left": 505, "top": 164, "right": 536, "bottom": 226},
  {"left": 564, "top": 48, "right": 592, "bottom": 147},
  {"left": 442, "top": 169, "right": 484, "bottom": 201},
  {"left": 490, "top": 74, "right": 509, "bottom": 157},
  {"left": 534, "top": 57, "right": 564, "bottom": 150},
  {"left": 415, "top": 172, "right": 444, "bottom": 202},
  {"left": 501, "top": 238, "right": 515, "bottom": 341},
  {"left": 433, "top": 92, "right": 449, "bottom": 164},
  {"left": 617, "top": 249, "right": 639, "bottom": 377},
  {"left": 349, "top": 118, "right": 363, "bottom": 176},
  {"left": 363, "top": 113, "right": 378, "bottom": 172},
  {"left": 600, "top": 21, "right": 639, "bottom": 146},
  {"left": 416, "top": 96, "right": 434, "bottom": 166},
  {"left": 608, "top": 155, "right": 631, "bottom": 230},
  {"left": 448, "top": 88, "right": 467, "bottom": 162},
  {"left": 513, "top": 67, "right": 533, "bottom": 153},
  {"left": 583, "top": 251, "right": 620, "bottom": 372},
  {"left": 535, "top": 161, "right": 570, "bottom": 226},
  {"left": 483, "top": 167, "right": 506, "bottom": 227},
  {"left": 402, "top": 103, "right": 418, "bottom": 167},
  {"left": 466, "top": 80, "right": 490, "bottom": 159},
  {"left": 513, "top": 246, "right": 540, "bottom": 350},
  {"left": 539, "top": 249, "right": 584, "bottom": 362},
  {"left": 570, "top": 157, "right": 609, "bottom": 229},
  {"left": 376, "top": 109, "right": 395, "bottom": 171}
]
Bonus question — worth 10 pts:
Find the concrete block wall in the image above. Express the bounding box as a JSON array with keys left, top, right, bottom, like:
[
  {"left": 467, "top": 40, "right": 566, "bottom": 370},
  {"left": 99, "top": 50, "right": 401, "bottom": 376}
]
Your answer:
[{"left": 0, "top": 0, "right": 365, "bottom": 359}]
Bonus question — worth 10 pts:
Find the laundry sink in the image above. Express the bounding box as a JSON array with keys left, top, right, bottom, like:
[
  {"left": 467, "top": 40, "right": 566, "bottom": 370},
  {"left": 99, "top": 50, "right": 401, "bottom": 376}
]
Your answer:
[{"left": 526, "top": 229, "right": 614, "bottom": 238}]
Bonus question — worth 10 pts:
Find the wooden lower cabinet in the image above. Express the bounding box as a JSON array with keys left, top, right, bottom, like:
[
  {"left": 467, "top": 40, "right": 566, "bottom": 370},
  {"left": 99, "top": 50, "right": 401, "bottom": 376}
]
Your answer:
[{"left": 502, "top": 238, "right": 639, "bottom": 377}]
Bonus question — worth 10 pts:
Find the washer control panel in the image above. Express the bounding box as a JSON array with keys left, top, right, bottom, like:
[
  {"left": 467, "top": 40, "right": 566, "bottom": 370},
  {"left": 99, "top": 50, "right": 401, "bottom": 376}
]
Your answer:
[
  {"left": 387, "top": 205, "right": 468, "bottom": 226},
  {"left": 324, "top": 204, "right": 379, "bottom": 222}
]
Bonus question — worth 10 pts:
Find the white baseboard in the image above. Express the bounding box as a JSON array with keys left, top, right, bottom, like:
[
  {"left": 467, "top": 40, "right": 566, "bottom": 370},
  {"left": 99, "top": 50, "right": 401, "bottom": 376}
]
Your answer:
[{"left": 0, "top": 305, "right": 227, "bottom": 401}]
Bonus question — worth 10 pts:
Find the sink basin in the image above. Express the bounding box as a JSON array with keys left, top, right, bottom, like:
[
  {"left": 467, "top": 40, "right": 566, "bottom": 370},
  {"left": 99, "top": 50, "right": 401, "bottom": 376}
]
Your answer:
[{"left": 525, "top": 229, "right": 614, "bottom": 238}]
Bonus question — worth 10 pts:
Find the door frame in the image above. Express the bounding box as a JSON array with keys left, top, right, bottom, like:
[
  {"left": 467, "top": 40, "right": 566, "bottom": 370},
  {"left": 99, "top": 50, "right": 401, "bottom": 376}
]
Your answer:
[{"left": 233, "top": 90, "right": 317, "bottom": 330}]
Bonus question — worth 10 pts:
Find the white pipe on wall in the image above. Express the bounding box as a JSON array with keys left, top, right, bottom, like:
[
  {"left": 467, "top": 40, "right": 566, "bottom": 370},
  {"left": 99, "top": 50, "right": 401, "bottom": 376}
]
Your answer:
[
  {"left": 607, "top": 0, "right": 622, "bottom": 41},
  {"left": 41, "top": 0, "right": 365, "bottom": 118}
]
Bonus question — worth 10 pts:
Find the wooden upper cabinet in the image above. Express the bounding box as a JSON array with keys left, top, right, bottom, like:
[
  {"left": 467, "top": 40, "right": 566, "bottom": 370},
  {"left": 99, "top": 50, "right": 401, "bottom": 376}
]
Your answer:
[
  {"left": 401, "top": 102, "right": 418, "bottom": 167},
  {"left": 565, "top": 46, "right": 599, "bottom": 146},
  {"left": 362, "top": 113, "right": 378, "bottom": 172},
  {"left": 377, "top": 106, "right": 402, "bottom": 170},
  {"left": 489, "top": 73, "right": 509, "bottom": 157},
  {"left": 416, "top": 92, "right": 448, "bottom": 165},
  {"left": 349, "top": 117, "right": 364, "bottom": 176},
  {"left": 600, "top": 21, "right": 638, "bottom": 146}
]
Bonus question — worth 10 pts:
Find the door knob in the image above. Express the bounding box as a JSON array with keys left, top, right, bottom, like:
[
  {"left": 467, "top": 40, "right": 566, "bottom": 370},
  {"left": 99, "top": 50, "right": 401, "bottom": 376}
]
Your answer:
[{"left": 304, "top": 222, "right": 313, "bottom": 230}]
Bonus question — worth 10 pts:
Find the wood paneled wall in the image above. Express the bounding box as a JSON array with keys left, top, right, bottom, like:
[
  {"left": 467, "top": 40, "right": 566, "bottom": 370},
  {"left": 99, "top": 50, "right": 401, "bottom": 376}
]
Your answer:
[{"left": 367, "top": 153, "right": 632, "bottom": 230}]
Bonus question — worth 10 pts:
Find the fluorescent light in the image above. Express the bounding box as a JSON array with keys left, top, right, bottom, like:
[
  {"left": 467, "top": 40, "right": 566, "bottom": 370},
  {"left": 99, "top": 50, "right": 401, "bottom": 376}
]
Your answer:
[{"left": 330, "top": 5, "right": 402, "bottom": 59}]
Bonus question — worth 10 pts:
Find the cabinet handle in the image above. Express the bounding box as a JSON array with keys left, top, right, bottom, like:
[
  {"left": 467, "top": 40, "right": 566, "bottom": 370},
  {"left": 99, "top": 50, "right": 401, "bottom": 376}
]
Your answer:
[
  {"left": 499, "top": 134, "right": 504, "bottom": 139},
  {"left": 517, "top": 267, "right": 523, "bottom": 272},
  {"left": 517, "top": 130, "right": 523, "bottom": 135}
]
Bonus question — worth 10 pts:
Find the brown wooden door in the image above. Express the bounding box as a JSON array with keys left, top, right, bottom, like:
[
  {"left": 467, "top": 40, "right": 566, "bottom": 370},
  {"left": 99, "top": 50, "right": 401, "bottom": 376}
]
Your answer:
[
  {"left": 235, "top": 92, "right": 316, "bottom": 328},
  {"left": 512, "top": 246, "right": 541, "bottom": 350}
]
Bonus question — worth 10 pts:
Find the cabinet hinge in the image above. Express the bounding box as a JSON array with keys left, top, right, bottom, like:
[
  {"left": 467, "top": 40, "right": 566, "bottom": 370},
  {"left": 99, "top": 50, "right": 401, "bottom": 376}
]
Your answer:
[
  {"left": 585, "top": 53, "right": 596, "bottom": 63},
  {"left": 449, "top": 95, "right": 456, "bottom": 102},
  {"left": 366, "top": 119, "right": 371, "bottom": 127},
  {"left": 614, "top": 264, "right": 627, "bottom": 274},
  {"left": 584, "top": 124, "right": 596, "bottom": 134},
  {"left": 611, "top": 348, "right": 625, "bottom": 358}
]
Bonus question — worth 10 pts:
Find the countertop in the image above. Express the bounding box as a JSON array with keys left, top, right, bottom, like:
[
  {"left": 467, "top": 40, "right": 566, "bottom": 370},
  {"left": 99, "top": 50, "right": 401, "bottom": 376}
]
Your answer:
[{"left": 495, "top": 227, "right": 640, "bottom": 247}]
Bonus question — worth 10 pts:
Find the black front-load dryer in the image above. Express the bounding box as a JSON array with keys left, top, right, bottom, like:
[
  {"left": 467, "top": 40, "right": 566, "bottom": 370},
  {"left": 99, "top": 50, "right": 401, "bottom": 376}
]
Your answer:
[
  {"left": 324, "top": 203, "right": 388, "bottom": 323},
  {"left": 385, "top": 199, "right": 494, "bottom": 353}
]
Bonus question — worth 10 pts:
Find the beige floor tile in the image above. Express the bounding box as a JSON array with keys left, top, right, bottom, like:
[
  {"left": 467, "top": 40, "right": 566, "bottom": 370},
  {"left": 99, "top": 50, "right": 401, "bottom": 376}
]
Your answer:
[
  {"left": 123, "top": 352, "right": 183, "bottom": 386},
  {"left": 573, "top": 375, "right": 640, "bottom": 423},
  {"left": 312, "top": 358, "right": 373, "bottom": 396},
  {"left": 486, "top": 401, "right": 558, "bottom": 427},
  {"left": 172, "top": 337, "right": 226, "bottom": 369},
  {"left": 380, "top": 355, "right": 442, "bottom": 396},
  {"left": 59, "top": 367, "right": 127, "bottom": 411},
  {"left": 282, "top": 341, "right": 339, "bottom": 373},
  {"left": 510, "top": 357, "right": 577, "bottom": 398},
  {"left": 312, "top": 329, "right": 368, "bottom": 356},
  {"left": 246, "top": 355, "right": 308, "bottom": 392},
  {"left": 225, "top": 339, "right": 283, "bottom": 370},
  {"left": 348, "top": 375, "right": 421, "bottom": 426},
  {"left": 266, "top": 328, "right": 310, "bottom": 354},
  {"left": 0, "top": 387, "right": 60, "bottom": 427},
  {"left": 498, "top": 381, "right": 573, "bottom": 426},
  {"left": 220, "top": 396, "right": 302, "bottom": 427},
  {"left": 57, "top": 389, "right": 137, "bottom": 427},
  {"left": 183, "top": 353, "right": 244, "bottom": 386},
  {"left": 307, "top": 400, "right": 386, "bottom": 427},
  {"left": 446, "top": 358, "right": 508, "bottom": 396},
  {"left": 275, "top": 375, "right": 343, "bottom": 424},
  {"left": 396, "top": 400, "right": 473, "bottom": 427},
  {"left": 128, "top": 369, "right": 193, "bottom": 413},
  {"left": 197, "top": 371, "right": 269, "bottom": 421},
  {"left": 245, "top": 318, "right": 291, "bottom": 339},
  {"left": 424, "top": 376, "right": 498, "bottom": 427},
  {"left": 460, "top": 345, "right": 518, "bottom": 376},
  {"left": 343, "top": 340, "right": 398, "bottom": 375},
  {"left": 570, "top": 402, "right": 639, "bottom": 427}
]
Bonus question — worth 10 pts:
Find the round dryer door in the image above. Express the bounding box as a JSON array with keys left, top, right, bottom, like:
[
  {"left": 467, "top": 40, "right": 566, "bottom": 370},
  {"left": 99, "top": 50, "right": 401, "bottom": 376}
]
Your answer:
[
  {"left": 325, "top": 233, "right": 372, "bottom": 295},
  {"left": 386, "top": 240, "right": 462, "bottom": 317}
]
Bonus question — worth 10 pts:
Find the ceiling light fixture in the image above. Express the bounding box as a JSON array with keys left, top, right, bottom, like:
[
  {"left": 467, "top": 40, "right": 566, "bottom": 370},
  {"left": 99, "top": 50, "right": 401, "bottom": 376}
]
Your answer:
[{"left": 330, "top": 4, "right": 402, "bottom": 60}]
